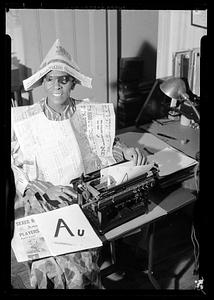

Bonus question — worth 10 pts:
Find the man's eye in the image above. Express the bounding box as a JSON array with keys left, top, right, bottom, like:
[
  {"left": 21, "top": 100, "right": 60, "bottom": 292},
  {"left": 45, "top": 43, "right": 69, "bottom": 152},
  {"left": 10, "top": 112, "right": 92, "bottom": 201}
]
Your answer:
[
  {"left": 60, "top": 76, "right": 69, "bottom": 84},
  {"left": 46, "top": 77, "right": 53, "bottom": 82},
  {"left": 45, "top": 76, "right": 70, "bottom": 84}
]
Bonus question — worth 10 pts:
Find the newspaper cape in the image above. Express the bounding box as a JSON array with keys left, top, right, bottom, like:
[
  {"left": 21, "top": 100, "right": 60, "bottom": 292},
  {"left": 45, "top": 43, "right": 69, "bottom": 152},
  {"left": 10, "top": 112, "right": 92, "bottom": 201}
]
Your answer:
[
  {"left": 11, "top": 204, "right": 103, "bottom": 262},
  {"left": 11, "top": 102, "right": 116, "bottom": 194}
]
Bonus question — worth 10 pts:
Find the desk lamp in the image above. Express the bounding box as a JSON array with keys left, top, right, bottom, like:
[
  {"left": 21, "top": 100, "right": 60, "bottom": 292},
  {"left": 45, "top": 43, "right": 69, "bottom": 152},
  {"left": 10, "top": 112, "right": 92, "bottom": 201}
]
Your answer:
[
  {"left": 160, "top": 77, "right": 200, "bottom": 162},
  {"left": 160, "top": 77, "right": 200, "bottom": 122}
]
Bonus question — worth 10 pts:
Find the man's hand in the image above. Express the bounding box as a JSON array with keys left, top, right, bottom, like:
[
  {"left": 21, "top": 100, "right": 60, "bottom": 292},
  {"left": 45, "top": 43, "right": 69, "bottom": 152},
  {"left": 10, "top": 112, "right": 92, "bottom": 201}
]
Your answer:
[
  {"left": 45, "top": 185, "right": 77, "bottom": 207},
  {"left": 123, "top": 146, "right": 147, "bottom": 165}
]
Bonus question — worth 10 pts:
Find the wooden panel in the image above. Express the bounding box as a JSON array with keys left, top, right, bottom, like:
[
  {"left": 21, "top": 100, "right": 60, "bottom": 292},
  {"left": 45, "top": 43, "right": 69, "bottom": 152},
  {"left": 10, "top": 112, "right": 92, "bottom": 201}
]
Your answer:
[
  {"left": 8, "top": 9, "right": 45, "bottom": 102},
  {"left": 121, "top": 10, "right": 159, "bottom": 82},
  {"left": 107, "top": 10, "right": 118, "bottom": 109},
  {"left": 90, "top": 10, "right": 108, "bottom": 103},
  {"left": 156, "top": 10, "right": 171, "bottom": 80},
  {"left": 70, "top": 10, "right": 95, "bottom": 101},
  {"left": 73, "top": 9, "right": 108, "bottom": 103},
  {"left": 20, "top": 9, "right": 45, "bottom": 102},
  {"left": 37, "top": 10, "right": 56, "bottom": 59},
  {"left": 121, "top": 10, "right": 159, "bottom": 55},
  {"left": 54, "top": 10, "right": 78, "bottom": 63}
]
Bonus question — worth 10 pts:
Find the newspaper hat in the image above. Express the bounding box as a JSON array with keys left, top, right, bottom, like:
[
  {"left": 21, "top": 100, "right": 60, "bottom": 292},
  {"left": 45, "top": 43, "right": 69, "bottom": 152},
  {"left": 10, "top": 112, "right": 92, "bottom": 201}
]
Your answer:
[{"left": 23, "top": 39, "right": 92, "bottom": 91}]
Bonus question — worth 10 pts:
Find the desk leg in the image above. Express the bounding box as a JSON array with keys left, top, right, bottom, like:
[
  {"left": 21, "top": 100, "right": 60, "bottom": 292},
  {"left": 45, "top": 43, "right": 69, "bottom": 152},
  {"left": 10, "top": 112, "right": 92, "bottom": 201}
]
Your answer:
[
  {"left": 146, "top": 223, "right": 161, "bottom": 289},
  {"left": 109, "top": 241, "right": 116, "bottom": 265},
  {"left": 100, "top": 241, "right": 117, "bottom": 278}
]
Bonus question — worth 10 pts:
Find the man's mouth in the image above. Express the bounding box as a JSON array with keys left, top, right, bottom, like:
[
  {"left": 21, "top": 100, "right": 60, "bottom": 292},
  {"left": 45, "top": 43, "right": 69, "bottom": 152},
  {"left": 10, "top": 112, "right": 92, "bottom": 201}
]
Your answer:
[{"left": 52, "top": 93, "right": 62, "bottom": 97}]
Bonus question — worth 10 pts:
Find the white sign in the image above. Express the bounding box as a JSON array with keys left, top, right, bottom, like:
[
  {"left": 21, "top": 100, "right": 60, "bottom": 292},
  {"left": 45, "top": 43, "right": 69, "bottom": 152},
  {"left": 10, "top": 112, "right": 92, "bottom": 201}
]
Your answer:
[{"left": 11, "top": 204, "right": 102, "bottom": 262}]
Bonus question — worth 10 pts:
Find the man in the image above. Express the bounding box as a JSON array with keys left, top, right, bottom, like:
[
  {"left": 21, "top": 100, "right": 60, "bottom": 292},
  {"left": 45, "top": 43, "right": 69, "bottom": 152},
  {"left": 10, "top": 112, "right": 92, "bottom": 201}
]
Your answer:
[{"left": 11, "top": 39, "right": 146, "bottom": 289}]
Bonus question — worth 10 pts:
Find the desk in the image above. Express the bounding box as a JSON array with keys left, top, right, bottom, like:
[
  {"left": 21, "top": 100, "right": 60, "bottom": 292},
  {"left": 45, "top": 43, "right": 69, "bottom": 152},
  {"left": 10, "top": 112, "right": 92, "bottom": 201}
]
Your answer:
[
  {"left": 117, "top": 119, "right": 200, "bottom": 159},
  {"left": 101, "top": 119, "right": 199, "bottom": 289}
]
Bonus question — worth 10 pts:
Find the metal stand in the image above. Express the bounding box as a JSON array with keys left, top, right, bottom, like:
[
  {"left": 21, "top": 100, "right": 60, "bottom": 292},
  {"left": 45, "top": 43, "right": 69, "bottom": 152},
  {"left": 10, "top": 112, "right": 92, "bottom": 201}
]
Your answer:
[
  {"left": 100, "top": 240, "right": 118, "bottom": 278},
  {"left": 109, "top": 241, "right": 116, "bottom": 265},
  {"left": 145, "top": 222, "right": 161, "bottom": 289},
  {"left": 101, "top": 223, "right": 161, "bottom": 289}
]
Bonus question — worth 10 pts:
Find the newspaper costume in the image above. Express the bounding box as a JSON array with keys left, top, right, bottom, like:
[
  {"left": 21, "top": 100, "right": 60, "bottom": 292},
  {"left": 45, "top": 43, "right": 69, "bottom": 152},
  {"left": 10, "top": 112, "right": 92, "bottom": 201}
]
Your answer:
[{"left": 11, "top": 39, "right": 125, "bottom": 289}]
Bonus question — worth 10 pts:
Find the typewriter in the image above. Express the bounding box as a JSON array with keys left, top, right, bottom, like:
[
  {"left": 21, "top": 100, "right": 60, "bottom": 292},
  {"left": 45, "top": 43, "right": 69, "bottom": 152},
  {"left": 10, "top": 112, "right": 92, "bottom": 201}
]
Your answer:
[{"left": 71, "top": 162, "right": 159, "bottom": 234}]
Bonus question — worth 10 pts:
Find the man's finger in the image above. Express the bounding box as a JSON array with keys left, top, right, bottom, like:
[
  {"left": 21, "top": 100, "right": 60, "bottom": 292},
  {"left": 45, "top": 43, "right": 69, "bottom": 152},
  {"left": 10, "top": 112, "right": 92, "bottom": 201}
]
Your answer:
[
  {"left": 60, "top": 192, "right": 74, "bottom": 202},
  {"left": 142, "top": 155, "right": 147, "bottom": 165},
  {"left": 63, "top": 186, "right": 78, "bottom": 199},
  {"left": 135, "top": 147, "right": 142, "bottom": 165},
  {"left": 43, "top": 193, "right": 61, "bottom": 207},
  {"left": 131, "top": 152, "right": 137, "bottom": 165}
]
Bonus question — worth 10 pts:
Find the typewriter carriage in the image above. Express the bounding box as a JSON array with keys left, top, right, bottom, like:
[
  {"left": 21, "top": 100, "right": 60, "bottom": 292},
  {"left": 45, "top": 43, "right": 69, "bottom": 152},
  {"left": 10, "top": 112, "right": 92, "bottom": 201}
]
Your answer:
[{"left": 71, "top": 162, "right": 159, "bottom": 234}]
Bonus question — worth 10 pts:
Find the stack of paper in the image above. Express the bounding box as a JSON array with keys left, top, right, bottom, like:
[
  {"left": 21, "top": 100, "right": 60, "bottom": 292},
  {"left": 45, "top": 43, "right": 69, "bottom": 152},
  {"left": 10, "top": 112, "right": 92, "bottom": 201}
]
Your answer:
[
  {"left": 100, "top": 160, "right": 156, "bottom": 186},
  {"left": 147, "top": 146, "right": 198, "bottom": 177}
]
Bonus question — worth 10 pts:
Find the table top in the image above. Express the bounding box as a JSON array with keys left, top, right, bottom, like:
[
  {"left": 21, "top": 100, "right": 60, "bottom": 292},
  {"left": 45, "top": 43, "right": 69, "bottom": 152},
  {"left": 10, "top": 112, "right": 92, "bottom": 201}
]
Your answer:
[{"left": 117, "top": 119, "right": 200, "bottom": 159}]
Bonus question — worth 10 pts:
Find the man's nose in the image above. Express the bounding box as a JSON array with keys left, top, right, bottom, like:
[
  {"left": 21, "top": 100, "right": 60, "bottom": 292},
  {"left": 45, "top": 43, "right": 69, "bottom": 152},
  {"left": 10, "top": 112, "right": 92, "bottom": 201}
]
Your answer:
[{"left": 53, "top": 78, "right": 61, "bottom": 88}]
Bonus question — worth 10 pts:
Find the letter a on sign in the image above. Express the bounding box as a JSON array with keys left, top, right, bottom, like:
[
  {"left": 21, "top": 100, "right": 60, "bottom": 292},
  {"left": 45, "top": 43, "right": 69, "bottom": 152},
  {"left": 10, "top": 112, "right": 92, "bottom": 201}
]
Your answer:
[{"left": 54, "top": 218, "right": 75, "bottom": 237}]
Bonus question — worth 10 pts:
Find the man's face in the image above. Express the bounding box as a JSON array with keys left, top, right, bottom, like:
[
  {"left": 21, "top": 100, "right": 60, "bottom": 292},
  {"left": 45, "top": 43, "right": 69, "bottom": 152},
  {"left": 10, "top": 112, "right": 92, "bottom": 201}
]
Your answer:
[{"left": 43, "top": 70, "right": 76, "bottom": 105}]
